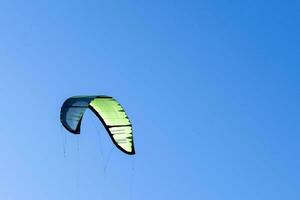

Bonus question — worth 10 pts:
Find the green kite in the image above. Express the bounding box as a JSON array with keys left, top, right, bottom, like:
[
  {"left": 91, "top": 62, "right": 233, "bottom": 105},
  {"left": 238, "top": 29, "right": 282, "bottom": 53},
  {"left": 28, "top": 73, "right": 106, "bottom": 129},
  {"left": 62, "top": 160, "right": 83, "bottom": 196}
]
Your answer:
[{"left": 60, "top": 96, "right": 135, "bottom": 155}]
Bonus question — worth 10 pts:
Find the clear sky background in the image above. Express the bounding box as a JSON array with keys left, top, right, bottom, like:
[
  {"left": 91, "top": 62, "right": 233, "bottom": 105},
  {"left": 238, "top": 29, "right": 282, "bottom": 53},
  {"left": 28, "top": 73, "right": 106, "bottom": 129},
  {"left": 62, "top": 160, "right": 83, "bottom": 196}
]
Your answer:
[{"left": 0, "top": 0, "right": 299, "bottom": 200}]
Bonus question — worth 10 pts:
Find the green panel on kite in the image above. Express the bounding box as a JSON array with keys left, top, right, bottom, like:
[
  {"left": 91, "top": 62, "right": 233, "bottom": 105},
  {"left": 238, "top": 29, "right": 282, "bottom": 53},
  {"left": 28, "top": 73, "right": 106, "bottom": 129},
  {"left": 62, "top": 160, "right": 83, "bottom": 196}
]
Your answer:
[
  {"left": 89, "top": 98, "right": 131, "bottom": 126},
  {"left": 89, "top": 98, "right": 134, "bottom": 154},
  {"left": 60, "top": 96, "right": 135, "bottom": 155}
]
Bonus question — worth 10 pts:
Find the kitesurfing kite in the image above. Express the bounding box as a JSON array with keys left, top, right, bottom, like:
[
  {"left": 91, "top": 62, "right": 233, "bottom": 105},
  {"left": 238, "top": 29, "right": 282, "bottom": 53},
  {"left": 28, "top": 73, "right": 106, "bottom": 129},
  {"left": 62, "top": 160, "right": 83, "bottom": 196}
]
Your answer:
[{"left": 60, "top": 96, "right": 135, "bottom": 155}]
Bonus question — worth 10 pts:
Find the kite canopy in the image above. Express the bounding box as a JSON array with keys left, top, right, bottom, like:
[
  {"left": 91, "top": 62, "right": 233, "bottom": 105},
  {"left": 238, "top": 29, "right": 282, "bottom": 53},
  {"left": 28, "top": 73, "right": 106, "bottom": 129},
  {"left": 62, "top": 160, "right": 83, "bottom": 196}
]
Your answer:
[{"left": 60, "top": 96, "right": 135, "bottom": 155}]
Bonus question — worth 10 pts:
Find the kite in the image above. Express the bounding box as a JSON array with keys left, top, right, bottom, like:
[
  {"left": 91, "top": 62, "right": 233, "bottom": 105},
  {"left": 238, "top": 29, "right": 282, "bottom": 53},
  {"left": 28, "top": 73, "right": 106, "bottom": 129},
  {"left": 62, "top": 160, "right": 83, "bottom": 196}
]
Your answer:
[{"left": 60, "top": 96, "right": 135, "bottom": 155}]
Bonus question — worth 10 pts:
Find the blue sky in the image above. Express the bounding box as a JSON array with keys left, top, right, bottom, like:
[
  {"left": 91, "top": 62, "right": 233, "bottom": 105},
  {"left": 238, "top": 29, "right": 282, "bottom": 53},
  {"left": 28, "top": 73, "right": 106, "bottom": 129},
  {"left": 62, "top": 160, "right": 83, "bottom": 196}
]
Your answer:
[{"left": 0, "top": 0, "right": 299, "bottom": 199}]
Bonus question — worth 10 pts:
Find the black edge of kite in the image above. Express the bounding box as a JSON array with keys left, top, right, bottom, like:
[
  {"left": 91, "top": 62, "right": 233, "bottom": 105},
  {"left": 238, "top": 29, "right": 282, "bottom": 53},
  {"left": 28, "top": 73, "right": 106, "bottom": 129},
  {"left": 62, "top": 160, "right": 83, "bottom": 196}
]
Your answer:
[
  {"left": 88, "top": 101, "right": 135, "bottom": 155},
  {"left": 59, "top": 96, "right": 91, "bottom": 135},
  {"left": 60, "top": 111, "right": 81, "bottom": 134}
]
